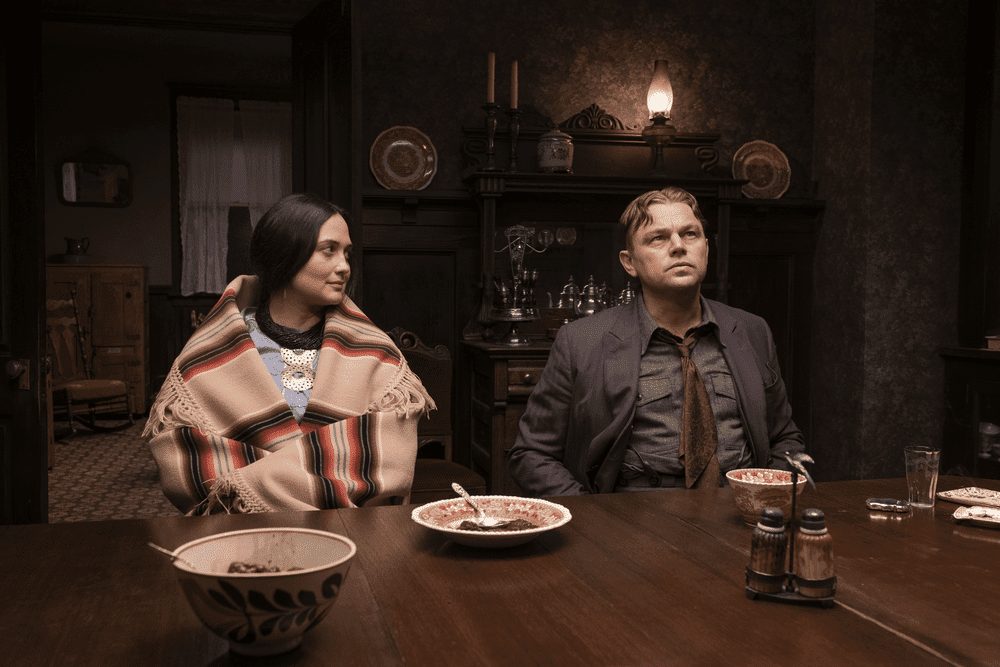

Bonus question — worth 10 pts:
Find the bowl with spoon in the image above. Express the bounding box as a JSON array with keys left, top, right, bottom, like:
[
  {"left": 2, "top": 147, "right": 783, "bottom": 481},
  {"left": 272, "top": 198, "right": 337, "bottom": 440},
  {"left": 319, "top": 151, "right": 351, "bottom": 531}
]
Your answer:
[
  {"left": 157, "top": 528, "right": 356, "bottom": 657},
  {"left": 411, "top": 486, "right": 572, "bottom": 548}
]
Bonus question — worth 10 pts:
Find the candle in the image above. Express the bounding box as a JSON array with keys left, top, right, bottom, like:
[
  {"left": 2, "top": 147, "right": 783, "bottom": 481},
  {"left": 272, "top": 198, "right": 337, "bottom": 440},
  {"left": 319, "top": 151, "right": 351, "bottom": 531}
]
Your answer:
[
  {"left": 487, "top": 52, "right": 495, "bottom": 104},
  {"left": 511, "top": 60, "right": 518, "bottom": 109}
]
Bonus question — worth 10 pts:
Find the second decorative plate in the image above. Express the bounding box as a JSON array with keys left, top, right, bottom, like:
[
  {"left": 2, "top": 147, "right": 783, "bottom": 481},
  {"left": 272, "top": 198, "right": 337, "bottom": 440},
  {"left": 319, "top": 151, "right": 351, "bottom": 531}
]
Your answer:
[
  {"left": 732, "top": 140, "right": 791, "bottom": 199},
  {"left": 369, "top": 126, "right": 438, "bottom": 191}
]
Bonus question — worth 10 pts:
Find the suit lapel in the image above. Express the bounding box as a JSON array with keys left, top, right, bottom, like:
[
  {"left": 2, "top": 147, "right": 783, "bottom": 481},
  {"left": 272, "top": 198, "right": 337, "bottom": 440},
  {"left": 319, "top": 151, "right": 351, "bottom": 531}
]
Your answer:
[
  {"left": 715, "top": 305, "right": 766, "bottom": 463},
  {"left": 587, "top": 301, "right": 643, "bottom": 491}
]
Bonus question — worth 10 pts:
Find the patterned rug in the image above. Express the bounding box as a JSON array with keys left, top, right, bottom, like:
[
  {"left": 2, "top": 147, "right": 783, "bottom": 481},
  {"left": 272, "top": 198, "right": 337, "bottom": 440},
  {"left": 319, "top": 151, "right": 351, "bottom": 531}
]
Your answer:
[{"left": 48, "top": 419, "right": 180, "bottom": 522}]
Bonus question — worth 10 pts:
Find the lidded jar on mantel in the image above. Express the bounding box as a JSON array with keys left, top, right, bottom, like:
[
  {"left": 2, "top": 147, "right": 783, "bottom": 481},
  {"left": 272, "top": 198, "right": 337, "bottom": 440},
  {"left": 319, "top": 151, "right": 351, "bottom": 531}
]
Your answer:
[{"left": 537, "top": 128, "right": 574, "bottom": 173}]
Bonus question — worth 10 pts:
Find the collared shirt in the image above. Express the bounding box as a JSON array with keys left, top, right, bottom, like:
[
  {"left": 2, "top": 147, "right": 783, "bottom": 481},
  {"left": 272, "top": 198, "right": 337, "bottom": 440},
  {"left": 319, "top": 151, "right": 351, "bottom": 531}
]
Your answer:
[{"left": 620, "top": 294, "right": 751, "bottom": 480}]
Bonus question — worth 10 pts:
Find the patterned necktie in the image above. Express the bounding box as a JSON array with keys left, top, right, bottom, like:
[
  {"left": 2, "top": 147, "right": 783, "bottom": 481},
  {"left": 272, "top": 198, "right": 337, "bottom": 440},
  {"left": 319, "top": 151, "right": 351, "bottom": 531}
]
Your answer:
[{"left": 674, "top": 333, "right": 721, "bottom": 488}]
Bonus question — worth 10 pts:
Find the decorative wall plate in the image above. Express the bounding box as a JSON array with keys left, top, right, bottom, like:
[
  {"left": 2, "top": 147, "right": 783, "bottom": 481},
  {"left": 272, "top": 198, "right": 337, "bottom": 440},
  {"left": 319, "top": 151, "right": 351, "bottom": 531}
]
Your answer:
[
  {"left": 369, "top": 126, "right": 438, "bottom": 190},
  {"left": 937, "top": 487, "right": 1000, "bottom": 508},
  {"left": 732, "top": 140, "right": 791, "bottom": 199}
]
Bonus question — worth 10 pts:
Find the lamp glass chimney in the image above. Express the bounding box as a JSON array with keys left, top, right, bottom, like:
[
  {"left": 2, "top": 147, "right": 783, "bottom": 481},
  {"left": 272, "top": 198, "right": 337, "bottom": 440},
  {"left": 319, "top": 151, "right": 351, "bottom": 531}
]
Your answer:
[{"left": 647, "top": 59, "right": 673, "bottom": 119}]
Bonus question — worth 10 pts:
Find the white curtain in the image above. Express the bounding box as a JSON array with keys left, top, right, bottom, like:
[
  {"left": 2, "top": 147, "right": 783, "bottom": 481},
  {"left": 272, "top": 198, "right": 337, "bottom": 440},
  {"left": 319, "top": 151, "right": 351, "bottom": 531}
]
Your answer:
[
  {"left": 239, "top": 100, "right": 293, "bottom": 228},
  {"left": 177, "top": 96, "right": 234, "bottom": 296}
]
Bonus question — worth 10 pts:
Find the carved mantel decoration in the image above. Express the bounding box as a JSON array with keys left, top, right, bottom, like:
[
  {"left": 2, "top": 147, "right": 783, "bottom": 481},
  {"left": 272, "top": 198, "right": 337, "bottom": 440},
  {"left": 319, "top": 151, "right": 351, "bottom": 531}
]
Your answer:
[
  {"left": 462, "top": 103, "right": 721, "bottom": 178},
  {"left": 560, "top": 103, "right": 641, "bottom": 131}
]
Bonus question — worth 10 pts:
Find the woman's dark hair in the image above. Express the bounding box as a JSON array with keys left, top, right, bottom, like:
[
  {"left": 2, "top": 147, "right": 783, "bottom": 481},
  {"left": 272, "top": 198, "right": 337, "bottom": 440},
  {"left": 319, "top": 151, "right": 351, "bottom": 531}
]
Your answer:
[{"left": 250, "top": 193, "right": 352, "bottom": 300}]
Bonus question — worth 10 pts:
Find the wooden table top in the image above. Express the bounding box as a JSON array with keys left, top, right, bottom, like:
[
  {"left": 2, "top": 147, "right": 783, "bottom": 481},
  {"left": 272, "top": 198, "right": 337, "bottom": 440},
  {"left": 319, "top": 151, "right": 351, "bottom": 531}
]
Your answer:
[{"left": 2, "top": 476, "right": 997, "bottom": 666}]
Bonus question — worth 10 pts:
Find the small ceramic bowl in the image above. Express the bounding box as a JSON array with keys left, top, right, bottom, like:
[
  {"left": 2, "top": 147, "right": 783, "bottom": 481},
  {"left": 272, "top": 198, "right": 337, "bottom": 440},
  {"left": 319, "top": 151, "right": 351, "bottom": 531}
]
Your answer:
[
  {"left": 726, "top": 468, "right": 807, "bottom": 526},
  {"left": 171, "top": 528, "right": 356, "bottom": 657},
  {"left": 411, "top": 496, "right": 572, "bottom": 548}
]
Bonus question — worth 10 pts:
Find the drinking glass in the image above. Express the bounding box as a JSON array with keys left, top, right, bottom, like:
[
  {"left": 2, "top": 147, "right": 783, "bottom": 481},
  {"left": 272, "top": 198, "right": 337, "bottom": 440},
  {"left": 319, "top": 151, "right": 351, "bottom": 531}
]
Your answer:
[{"left": 904, "top": 446, "right": 940, "bottom": 508}]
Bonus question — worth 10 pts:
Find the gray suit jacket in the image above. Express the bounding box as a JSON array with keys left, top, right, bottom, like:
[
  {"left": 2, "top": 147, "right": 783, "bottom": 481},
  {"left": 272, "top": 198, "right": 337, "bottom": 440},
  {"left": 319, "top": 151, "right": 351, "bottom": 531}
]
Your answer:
[{"left": 507, "top": 297, "right": 805, "bottom": 497}]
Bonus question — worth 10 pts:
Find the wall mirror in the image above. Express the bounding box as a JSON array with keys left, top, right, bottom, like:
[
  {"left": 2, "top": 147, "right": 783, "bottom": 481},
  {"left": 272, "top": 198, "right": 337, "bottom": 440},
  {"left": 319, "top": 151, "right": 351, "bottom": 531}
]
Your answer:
[{"left": 57, "top": 149, "right": 132, "bottom": 207}]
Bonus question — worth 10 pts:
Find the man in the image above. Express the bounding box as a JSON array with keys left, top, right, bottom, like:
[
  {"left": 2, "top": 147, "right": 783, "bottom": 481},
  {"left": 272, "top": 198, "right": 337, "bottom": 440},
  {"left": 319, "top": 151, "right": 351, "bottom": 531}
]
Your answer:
[{"left": 508, "top": 186, "right": 804, "bottom": 497}]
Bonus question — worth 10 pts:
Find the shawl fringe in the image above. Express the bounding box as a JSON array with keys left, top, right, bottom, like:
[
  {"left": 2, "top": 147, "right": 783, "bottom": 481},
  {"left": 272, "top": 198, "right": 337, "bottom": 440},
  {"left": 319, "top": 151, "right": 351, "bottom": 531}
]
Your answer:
[
  {"left": 188, "top": 470, "right": 270, "bottom": 516},
  {"left": 369, "top": 358, "right": 435, "bottom": 419},
  {"left": 143, "top": 364, "right": 214, "bottom": 438}
]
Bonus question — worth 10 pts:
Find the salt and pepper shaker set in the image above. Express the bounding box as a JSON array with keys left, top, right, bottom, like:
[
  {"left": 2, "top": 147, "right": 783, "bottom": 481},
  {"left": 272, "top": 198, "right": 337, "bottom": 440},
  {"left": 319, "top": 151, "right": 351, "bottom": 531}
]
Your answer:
[{"left": 746, "top": 506, "right": 836, "bottom": 603}]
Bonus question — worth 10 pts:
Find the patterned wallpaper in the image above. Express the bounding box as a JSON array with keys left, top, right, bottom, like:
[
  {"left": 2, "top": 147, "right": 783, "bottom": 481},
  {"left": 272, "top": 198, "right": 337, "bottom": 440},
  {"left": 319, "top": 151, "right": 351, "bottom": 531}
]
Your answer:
[{"left": 361, "top": 0, "right": 816, "bottom": 194}]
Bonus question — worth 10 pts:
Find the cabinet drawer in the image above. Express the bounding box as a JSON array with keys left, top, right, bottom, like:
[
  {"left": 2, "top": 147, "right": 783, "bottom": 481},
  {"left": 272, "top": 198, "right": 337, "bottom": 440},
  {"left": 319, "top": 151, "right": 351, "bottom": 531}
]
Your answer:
[{"left": 507, "top": 360, "right": 546, "bottom": 395}]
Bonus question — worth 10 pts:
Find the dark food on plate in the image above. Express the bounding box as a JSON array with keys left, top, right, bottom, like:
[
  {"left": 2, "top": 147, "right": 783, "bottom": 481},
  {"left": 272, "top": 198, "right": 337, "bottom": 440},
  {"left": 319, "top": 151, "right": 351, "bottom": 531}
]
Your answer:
[
  {"left": 457, "top": 518, "right": 538, "bottom": 532},
  {"left": 227, "top": 561, "right": 303, "bottom": 573}
]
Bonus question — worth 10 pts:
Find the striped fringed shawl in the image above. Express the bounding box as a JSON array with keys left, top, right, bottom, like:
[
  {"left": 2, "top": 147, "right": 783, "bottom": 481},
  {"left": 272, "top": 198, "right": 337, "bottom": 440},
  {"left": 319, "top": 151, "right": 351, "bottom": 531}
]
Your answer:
[{"left": 143, "top": 275, "right": 432, "bottom": 515}]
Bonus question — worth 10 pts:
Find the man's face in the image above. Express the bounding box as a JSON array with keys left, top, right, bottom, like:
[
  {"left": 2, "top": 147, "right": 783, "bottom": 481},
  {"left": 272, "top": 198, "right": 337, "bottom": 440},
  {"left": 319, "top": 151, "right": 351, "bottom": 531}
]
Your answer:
[{"left": 618, "top": 202, "right": 709, "bottom": 297}]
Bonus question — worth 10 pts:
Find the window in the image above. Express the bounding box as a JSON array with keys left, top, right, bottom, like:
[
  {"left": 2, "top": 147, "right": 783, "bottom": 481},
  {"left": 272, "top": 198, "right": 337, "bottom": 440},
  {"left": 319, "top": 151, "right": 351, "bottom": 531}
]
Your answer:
[{"left": 175, "top": 96, "right": 292, "bottom": 295}]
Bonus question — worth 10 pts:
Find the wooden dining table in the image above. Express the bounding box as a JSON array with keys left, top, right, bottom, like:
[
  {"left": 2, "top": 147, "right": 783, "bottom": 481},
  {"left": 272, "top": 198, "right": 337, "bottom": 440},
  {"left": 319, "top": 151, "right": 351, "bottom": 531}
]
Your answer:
[{"left": 1, "top": 475, "right": 997, "bottom": 667}]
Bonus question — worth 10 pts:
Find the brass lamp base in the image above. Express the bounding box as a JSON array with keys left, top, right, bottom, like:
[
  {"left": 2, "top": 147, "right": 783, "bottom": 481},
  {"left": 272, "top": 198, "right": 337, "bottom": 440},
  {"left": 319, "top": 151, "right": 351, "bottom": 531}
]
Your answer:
[{"left": 642, "top": 117, "right": 677, "bottom": 175}]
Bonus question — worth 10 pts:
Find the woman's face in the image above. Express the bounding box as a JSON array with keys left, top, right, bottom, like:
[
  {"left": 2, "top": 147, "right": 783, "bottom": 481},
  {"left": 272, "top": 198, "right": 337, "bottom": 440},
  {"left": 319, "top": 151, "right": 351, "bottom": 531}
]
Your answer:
[{"left": 286, "top": 213, "right": 352, "bottom": 310}]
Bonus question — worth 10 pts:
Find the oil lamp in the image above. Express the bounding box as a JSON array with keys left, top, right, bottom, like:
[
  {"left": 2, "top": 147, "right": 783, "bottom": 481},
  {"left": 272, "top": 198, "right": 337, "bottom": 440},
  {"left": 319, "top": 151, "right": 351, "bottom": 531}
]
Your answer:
[{"left": 641, "top": 59, "right": 677, "bottom": 175}]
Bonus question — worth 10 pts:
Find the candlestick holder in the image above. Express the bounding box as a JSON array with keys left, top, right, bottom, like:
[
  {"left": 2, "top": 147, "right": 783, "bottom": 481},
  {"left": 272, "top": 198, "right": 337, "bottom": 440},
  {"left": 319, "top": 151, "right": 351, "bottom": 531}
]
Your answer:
[
  {"left": 481, "top": 103, "right": 501, "bottom": 171},
  {"left": 505, "top": 108, "right": 522, "bottom": 172}
]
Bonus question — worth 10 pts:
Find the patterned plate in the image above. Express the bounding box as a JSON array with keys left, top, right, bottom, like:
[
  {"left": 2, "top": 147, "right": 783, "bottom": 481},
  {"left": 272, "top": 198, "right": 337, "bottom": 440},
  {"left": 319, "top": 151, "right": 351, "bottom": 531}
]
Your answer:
[
  {"left": 937, "top": 487, "right": 1000, "bottom": 508},
  {"left": 953, "top": 505, "right": 1000, "bottom": 529},
  {"left": 411, "top": 496, "right": 572, "bottom": 549},
  {"left": 369, "top": 126, "right": 437, "bottom": 190},
  {"left": 732, "top": 140, "right": 790, "bottom": 199}
]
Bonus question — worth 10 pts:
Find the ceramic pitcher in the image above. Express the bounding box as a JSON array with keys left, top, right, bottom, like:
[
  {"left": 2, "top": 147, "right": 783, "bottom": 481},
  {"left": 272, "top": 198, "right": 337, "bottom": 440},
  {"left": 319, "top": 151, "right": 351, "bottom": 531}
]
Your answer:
[{"left": 65, "top": 237, "right": 90, "bottom": 255}]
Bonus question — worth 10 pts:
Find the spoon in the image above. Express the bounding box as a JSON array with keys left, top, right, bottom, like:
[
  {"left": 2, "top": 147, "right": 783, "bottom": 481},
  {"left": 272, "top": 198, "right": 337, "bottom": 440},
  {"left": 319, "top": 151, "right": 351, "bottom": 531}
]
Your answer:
[
  {"left": 451, "top": 482, "right": 503, "bottom": 528},
  {"left": 148, "top": 542, "right": 199, "bottom": 570}
]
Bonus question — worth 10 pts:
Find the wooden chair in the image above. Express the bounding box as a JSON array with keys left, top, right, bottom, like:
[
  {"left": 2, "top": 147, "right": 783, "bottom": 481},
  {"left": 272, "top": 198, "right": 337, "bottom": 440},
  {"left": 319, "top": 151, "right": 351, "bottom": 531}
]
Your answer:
[
  {"left": 387, "top": 328, "right": 487, "bottom": 504},
  {"left": 46, "top": 292, "right": 133, "bottom": 438}
]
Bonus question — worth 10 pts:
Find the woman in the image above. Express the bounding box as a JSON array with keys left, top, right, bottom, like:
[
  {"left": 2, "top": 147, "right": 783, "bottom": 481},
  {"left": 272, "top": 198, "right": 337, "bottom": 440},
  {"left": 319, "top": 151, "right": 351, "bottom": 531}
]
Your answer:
[{"left": 144, "top": 194, "right": 432, "bottom": 514}]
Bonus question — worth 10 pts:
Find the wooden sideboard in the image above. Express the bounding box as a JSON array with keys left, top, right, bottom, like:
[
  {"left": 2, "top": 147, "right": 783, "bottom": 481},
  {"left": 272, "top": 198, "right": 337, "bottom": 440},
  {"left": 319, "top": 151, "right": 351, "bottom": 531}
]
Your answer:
[
  {"left": 46, "top": 264, "right": 149, "bottom": 414},
  {"left": 940, "top": 347, "right": 1000, "bottom": 479},
  {"left": 460, "top": 338, "right": 551, "bottom": 494}
]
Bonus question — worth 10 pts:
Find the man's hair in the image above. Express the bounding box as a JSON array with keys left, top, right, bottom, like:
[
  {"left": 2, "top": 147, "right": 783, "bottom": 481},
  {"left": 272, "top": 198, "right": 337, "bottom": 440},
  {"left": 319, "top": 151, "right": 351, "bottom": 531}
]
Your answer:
[
  {"left": 619, "top": 186, "right": 708, "bottom": 250},
  {"left": 250, "top": 193, "right": 353, "bottom": 301}
]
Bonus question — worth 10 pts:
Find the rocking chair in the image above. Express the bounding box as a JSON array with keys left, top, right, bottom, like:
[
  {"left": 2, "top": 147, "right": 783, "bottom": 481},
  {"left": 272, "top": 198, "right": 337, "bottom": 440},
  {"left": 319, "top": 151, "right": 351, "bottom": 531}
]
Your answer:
[{"left": 46, "top": 291, "right": 134, "bottom": 438}]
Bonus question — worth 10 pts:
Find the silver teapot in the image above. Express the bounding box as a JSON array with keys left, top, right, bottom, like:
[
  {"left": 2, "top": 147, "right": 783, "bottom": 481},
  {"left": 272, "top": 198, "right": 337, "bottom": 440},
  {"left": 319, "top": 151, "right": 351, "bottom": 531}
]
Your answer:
[
  {"left": 556, "top": 275, "right": 580, "bottom": 311},
  {"left": 616, "top": 280, "right": 636, "bottom": 306},
  {"left": 575, "top": 276, "right": 605, "bottom": 318}
]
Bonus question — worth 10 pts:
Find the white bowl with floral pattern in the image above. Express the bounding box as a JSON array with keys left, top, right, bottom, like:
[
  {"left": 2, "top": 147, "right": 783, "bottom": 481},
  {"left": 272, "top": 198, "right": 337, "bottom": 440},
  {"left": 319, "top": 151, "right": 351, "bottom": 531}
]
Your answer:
[
  {"left": 727, "top": 468, "right": 807, "bottom": 526},
  {"left": 412, "top": 495, "right": 572, "bottom": 548},
  {"left": 171, "top": 527, "right": 355, "bottom": 657}
]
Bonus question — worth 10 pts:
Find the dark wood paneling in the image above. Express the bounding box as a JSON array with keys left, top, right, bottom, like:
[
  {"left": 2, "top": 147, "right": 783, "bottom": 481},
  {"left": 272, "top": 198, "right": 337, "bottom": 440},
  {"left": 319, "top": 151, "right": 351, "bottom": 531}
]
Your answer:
[
  {"left": 959, "top": 2, "right": 1000, "bottom": 346},
  {"left": 941, "top": 348, "right": 1000, "bottom": 479},
  {"left": 1, "top": 11, "right": 46, "bottom": 524},
  {"left": 147, "top": 288, "right": 217, "bottom": 398},
  {"left": 363, "top": 251, "right": 456, "bottom": 354},
  {"left": 361, "top": 190, "right": 480, "bottom": 359},
  {"left": 293, "top": 0, "right": 363, "bottom": 300}
]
